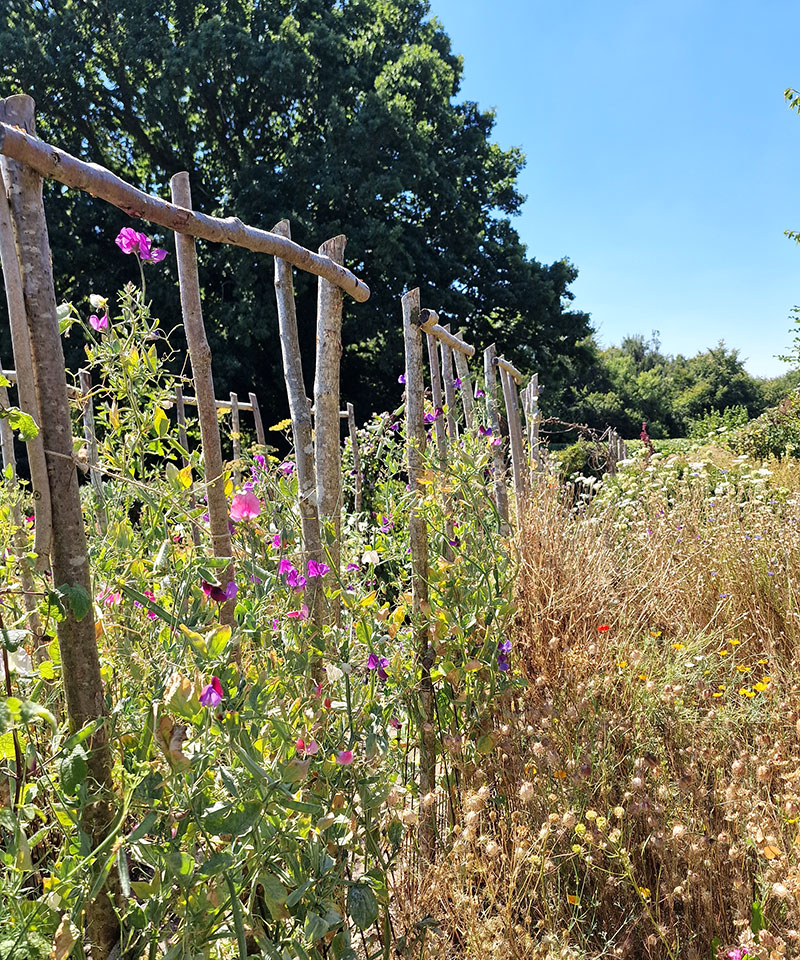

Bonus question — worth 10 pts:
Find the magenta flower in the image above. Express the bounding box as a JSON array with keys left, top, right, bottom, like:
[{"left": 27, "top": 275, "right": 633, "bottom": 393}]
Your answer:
[
  {"left": 397, "top": 373, "right": 406, "bottom": 384},
  {"left": 134, "top": 589, "right": 158, "bottom": 620},
  {"left": 453, "top": 378, "right": 462, "bottom": 390},
  {"left": 726, "top": 951, "right": 746, "bottom": 960},
  {"left": 389, "top": 717, "right": 401, "bottom": 730},
  {"left": 201, "top": 580, "right": 238, "bottom": 603},
  {"left": 367, "top": 653, "right": 389, "bottom": 681},
  {"left": 286, "top": 568, "right": 307, "bottom": 591},
  {"left": 346, "top": 562, "right": 360, "bottom": 571},
  {"left": 272, "top": 534, "right": 283, "bottom": 548},
  {"left": 307, "top": 560, "right": 330, "bottom": 578},
  {"left": 200, "top": 676, "right": 223, "bottom": 708},
  {"left": 278, "top": 558, "right": 294, "bottom": 576},
  {"left": 115, "top": 227, "right": 167, "bottom": 263},
  {"left": 279, "top": 461, "right": 295, "bottom": 476},
  {"left": 102, "top": 590, "right": 121, "bottom": 606},
  {"left": 89, "top": 313, "right": 109, "bottom": 332},
  {"left": 296, "top": 737, "right": 319, "bottom": 756},
  {"left": 475, "top": 387, "right": 485, "bottom": 399},
  {"left": 478, "top": 425, "right": 493, "bottom": 436},
  {"left": 230, "top": 490, "right": 261, "bottom": 522},
  {"left": 336, "top": 750, "right": 354, "bottom": 765},
  {"left": 287, "top": 604, "right": 309, "bottom": 620}
]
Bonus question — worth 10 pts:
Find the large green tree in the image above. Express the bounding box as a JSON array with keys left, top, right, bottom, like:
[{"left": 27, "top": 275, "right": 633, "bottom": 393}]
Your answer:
[{"left": 0, "top": 0, "right": 593, "bottom": 423}]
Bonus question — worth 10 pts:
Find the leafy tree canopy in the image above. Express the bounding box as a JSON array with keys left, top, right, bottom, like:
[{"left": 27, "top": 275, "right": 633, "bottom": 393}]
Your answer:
[{"left": 0, "top": 0, "right": 593, "bottom": 422}]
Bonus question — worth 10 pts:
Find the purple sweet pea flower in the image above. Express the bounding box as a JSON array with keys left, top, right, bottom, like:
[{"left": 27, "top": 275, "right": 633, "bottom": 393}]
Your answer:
[
  {"left": 200, "top": 676, "right": 223, "bottom": 708},
  {"left": 475, "top": 387, "right": 485, "bottom": 399},
  {"left": 279, "top": 461, "right": 295, "bottom": 476},
  {"left": 453, "top": 378, "right": 462, "bottom": 390},
  {"left": 115, "top": 227, "right": 167, "bottom": 263},
  {"left": 398, "top": 373, "right": 407, "bottom": 384},
  {"left": 307, "top": 560, "right": 330, "bottom": 578},
  {"left": 367, "top": 653, "right": 390, "bottom": 681},
  {"left": 286, "top": 568, "right": 307, "bottom": 591},
  {"left": 202, "top": 580, "right": 237, "bottom": 603},
  {"left": 478, "top": 425, "right": 493, "bottom": 436}
]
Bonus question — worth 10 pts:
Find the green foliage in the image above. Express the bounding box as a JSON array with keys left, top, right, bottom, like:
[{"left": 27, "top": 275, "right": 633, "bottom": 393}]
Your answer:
[
  {"left": 0, "top": 0, "right": 593, "bottom": 422},
  {"left": 687, "top": 405, "right": 750, "bottom": 441},
  {"left": 730, "top": 388, "right": 800, "bottom": 460}
]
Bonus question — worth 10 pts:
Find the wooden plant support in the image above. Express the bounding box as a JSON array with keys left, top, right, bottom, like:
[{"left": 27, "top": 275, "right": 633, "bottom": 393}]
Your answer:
[
  {"left": 230, "top": 391, "right": 241, "bottom": 485},
  {"left": 170, "top": 172, "right": 235, "bottom": 628},
  {"left": 0, "top": 372, "right": 45, "bottom": 654},
  {"left": 439, "top": 325, "right": 459, "bottom": 441},
  {"left": 249, "top": 391, "right": 265, "bottom": 446},
  {"left": 78, "top": 369, "right": 108, "bottom": 532},
  {"left": 497, "top": 356, "right": 527, "bottom": 512},
  {"left": 529, "top": 373, "right": 541, "bottom": 466},
  {"left": 0, "top": 141, "right": 52, "bottom": 566},
  {"left": 401, "top": 287, "right": 436, "bottom": 859},
  {"left": 174, "top": 384, "right": 201, "bottom": 548},
  {"left": 346, "top": 402, "right": 363, "bottom": 513},
  {"left": 0, "top": 94, "right": 119, "bottom": 957},
  {"left": 483, "top": 344, "right": 510, "bottom": 530},
  {"left": 423, "top": 319, "right": 453, "bottom": 558},
  {"left": 453, "top": 328, "right": 475, "bottom": 430},
  {"left": 314, "top": 234, "right": 346, "bottom": 618},
  {"left": 272, "top": 219, "right": 324, "bottom": 626}
]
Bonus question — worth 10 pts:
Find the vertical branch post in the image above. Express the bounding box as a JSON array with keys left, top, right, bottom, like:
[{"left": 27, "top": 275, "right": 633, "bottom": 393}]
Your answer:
[
  {"left": 425, "top": 329, "right": 453, "bottom": 559},
  {"left": 346, "top": 402, "right": 362, "bottom": 514},
  {"left": 453, "top": 329, "right": 475, "bottom": 430},
  {"left": 272, "top": 219, "right": 324, "bottom": 625},
  {"left": 230, "top": 392, "right": 241, "bottom": 485},
  {"left": 249, "top": 391, "right": 265, "bottom": 446},
  {"left": 314, "top": 234, "right": 346, "bottom": 620},
  {"left": 0, "top": 93, "right": 119, "bottom": 956},
  {"left": 170, "top": 172, "right": 234, "bottom": 627},
  {"left": 0, "top": 138, "right": 52, "bottom": 566},
  {"left": 401, "top": 288, "right": 435, "bottom": 859},
  {"left": 440, "top": 326, "right": 458, "bottom": 441},
  {"left": 79, "top": 369, "right": 107, "bottom": 532},
  {"left": 483, "top": 345, "right": 510, "bottom": 530},
  {"left": 498, "top": 361, "right": 527, "bottom": 513}
]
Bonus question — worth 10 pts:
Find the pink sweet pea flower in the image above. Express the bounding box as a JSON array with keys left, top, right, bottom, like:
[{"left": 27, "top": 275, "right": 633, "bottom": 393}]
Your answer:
[
  {"left": 286, "top": 568, "right": 307, "bottom": 591},
  {"left": 230, "top": 490, "right": 262, "bottom": 522},
  {"left": 137, "top": 233, "right": 167, "bottom": 263},
  {"left": 272, "top": 534, "right": 283, "bottom": 548},
  {"left": 279, "top": 461, "right": 295, "bottom": 476},
  {"left": 296, "top": 737, "right": 319, "bottom": 756},
  {"left": 200, "top": 676, "right": 223, "bottom": 708},
  {"left": 286, "top": 604, "right": 309, "bottom": 620},
  {"left": 201, "top": 580, "right": 238, "bottom": 603},
  {"left": 307, "top": 560, "right": 330, "bottom": 578},
  {"left": 89, "top": 313, "right": 109, "bottom": 332},
  {"left": 115, "top": 227, "right": 167, "bottom": 264},
  {"left": 336, "top": 750, "right": 354, "bottom": 766},
  {"left": 102, "top": 591, "right": 122, "bottom": 606},
  {"left": 115, "top": 227, "right": 141, "bottom": 255}
]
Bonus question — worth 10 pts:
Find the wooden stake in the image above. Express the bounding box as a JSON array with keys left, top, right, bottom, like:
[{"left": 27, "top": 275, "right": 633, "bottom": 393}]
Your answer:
[
  {"left": 272, "top": 220, "right": 324, "bottom": 626},
  {"left": 483, "top": 345, "right": 510, "bottom": 530},
  {"left": 440, "top": 325, "right": 458, "bottom": 441},
  {"left": 314, "top": 234, "right": 346, "bottom": 613},
  {"left": 170, "top": 172, "right": 235, "bottom": 627},
  {"left": 0, "top": 94, "right": 119, "bottom": 957},
  {"left": 249, "top": 391, "right": 265, "bottom": 446},
  {"left": 453, "top": 329, "right": 475, "bottom": 430},
  {"left": 0, "top": 134, "right": 52, "bottom": 566},
  {"left": 498, "top": 362, "right": 527, "bottom": 513},
  {"left": 425, "top": 329, "right": 454, "bottom": 559},
  {"left": 78, "top": 369, "right": 107, "bottom": 532},
  {"left": 346, "top": 402, "right": 362, "bottom": 513},
  {"left": 230, "top": 391, "right": 241, "bottom": 485},
  {"left": 401, "top": 288, "right": 435, "bottom": 859}
]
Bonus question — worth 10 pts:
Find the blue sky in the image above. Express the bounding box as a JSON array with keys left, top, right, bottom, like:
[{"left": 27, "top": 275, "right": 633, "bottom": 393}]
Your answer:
[{"left": 427, "top": 0, "right": 800, "bottom": 377}]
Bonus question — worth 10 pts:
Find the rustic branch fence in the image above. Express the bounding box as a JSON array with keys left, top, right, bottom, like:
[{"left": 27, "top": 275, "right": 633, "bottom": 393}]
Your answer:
[{"left": 0, "top": 93, "right": 577, "bottom": 957}]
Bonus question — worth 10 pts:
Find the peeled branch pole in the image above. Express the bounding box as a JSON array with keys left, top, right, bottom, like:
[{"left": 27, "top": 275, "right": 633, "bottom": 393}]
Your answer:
[
  {"left": 440, "top": 326, "right": 459, "bottom": 441},
  {"left": 249, "top": 392, "right": 266, "bottom": 446},
  {"left": 419, "top": 310, "right": 475, "bottom": 357},
  {"left": 314, "top": 234, "right": 346, "bottom": 606},
  {"left": 272, "top": 219, "right": 324, "bottom": 625},
  {"left": 401, "top": 288, "right": 436, "bottom": 859},
  {"left": 498, "top": 360, "right": 527, "bottom": 512},
  {"left": 0, "top": 141, "right": 52, "bottom": 566},
  {"left": 230, "top": 392, "right": 241, "bottom": 485},
  {"left": 453, "top": 329, "right": 475, "bottom": 430},
  {"left": 483, "top": 345, "right": 510, "bottom": 530},
  {"left": 0, "top": 94, "right": 119, "bottom": 957},
  {"left": 425, "top": 328, "right": 454, "bottom": 560},
  {"left": 170, "top": 172, "right": 235, "bottom": 627},
  {"left": 346, "top": 402, "right": 363, "bottom": 513},
  {"left": 0, "top": 120, "right": 370, "bottom": 303},
  {"left": 0, "top": 372, "right": 45, "bottom": 653},
  {"left": 530, "top": 373, "right": 541, "bottom": 466}
]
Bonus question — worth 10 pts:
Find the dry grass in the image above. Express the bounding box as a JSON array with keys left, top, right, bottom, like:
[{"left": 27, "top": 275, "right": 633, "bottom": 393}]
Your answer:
[{"left": 393, "top": 453, "right": 800, "bottom": 959}]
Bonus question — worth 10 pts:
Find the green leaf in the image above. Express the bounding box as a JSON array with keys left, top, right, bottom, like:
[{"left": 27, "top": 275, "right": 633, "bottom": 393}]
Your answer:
[
  {"left": 165, "top": 851, "right": 195, "bottom": 886},
  {"left": 0, "top": 628, "right": 26, "bottom": 652},
  {"left": 56, "top": 584, "right": 92, "bottom": 622},
  {"left": 59, "top": 745, "right": 88, "bottom": 796},
  {"left": 201, "top": 801, "right": 260, "bottom": 838},
  {"left": 347, "top": 883, "right": 379, "bottom": 930},
  {"left": 751, "top": 898, "right": 766, "bottom": 934},
  {"left": 197, "top": 851, "right": 234, "bottom": 877}
]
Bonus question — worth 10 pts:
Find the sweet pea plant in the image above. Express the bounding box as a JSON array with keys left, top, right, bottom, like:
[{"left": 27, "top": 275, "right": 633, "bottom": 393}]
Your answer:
[{"left": 0, "top": 231, "right": 519, "bottom": 959}]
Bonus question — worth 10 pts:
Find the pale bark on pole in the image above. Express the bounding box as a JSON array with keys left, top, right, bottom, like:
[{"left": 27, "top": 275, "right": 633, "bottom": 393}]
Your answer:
[
  {"left": 272, "top": 219, "right": 324, "bottom": 626},
  {"left": 440, "top": 327, "right": 459, "bottom": 441},
  {"left": 453, "top": 329, "right": 475, "bottom": 430},
  {"left": 314, "top": 234, "right": 346, "bottom": 620},
  {"left": 0, "top": 145, "right": 52, "bottom": 566},
  {"left": 483, "top": 345, "right": 510, "bottom": 530},
  {"left": 249, "top": 391, "right": 265, "bottom": 446},
  {"left": 531, "top": 373, "right": 541, "bottom": 467},
  {"left": 0, "top": 374, "right": 44, "bottom": 652},
  {"left": 0, "top": 121, "right": 370, "bottom": 302},
  {"left": 230, "top": 392, "right": 241, "bottom": 485},
  {"left": 0, "top": 94, "right": 119, "bottom": 957},
  {"left": 79, "top": 369, "right": 108, "bottom": 533},
  {"left": 425, "top": 329, "right": 454, "bottom": 560},
  {"left": 401, "top": 288, "right": 435, "bottom": 859},
  {"left": 499, "top": 363, "right": 527, "bottom": 514},
  {"left": 170, "top": 172, "right": 235, "bottom": 627},
  {"left": 346, "top": 402, "right": 362, "bottom": 513}
]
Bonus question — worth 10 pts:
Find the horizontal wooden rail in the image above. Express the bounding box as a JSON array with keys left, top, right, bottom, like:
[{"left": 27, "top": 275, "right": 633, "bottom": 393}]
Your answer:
[
  {"left": 182, "top": 395, "right": 253, "bottom": 413},
  {"left": 2, "top": 367, "right": 81, "bottom": 399},
  {"left": 494, "top": 355, "right": 523, "bottom": 385},
  {"left": 0, "top": 121, "right": 370, "bottom": 303},
  {"left": 418, "top": 309, "right": 475, "bottom": 357}
]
